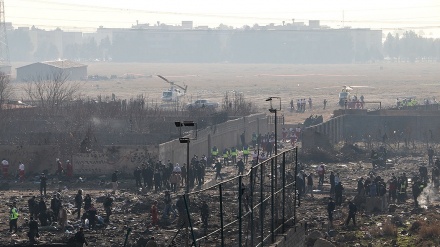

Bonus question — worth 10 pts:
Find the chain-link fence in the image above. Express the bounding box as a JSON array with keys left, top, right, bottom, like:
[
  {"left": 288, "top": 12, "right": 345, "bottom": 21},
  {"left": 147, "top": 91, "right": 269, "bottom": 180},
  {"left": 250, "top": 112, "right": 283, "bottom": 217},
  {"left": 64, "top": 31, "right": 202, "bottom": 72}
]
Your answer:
[{"left": 168, "top": 148, "right": 298, "bottom": 247}]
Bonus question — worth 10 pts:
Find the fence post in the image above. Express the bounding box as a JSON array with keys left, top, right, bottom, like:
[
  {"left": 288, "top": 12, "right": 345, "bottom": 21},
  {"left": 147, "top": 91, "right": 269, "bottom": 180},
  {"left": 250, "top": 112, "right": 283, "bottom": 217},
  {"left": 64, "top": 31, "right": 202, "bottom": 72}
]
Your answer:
[
  {"left": 219, "top": 184, "right": 225, "bottom": 247},
  {"left": 271, "top": 158, "right": 274, "bottom": 243},
  {"left": 282, "top": 152, "right": 286, "bottom": 233},
  {"left": 238, "top": 176, "right": 243, "bottom": 247},
  {"left": 260, "top": 162, "right": 264, "bottom": 246},
  {"left": 250, "top": 167, "right": 254, "bottom": 247},
  {"left": 294, "top": 147, "right": 298, "bottom": 225},
  {"left": 183, "top": 194, "right": 196, "bottom": 246}
]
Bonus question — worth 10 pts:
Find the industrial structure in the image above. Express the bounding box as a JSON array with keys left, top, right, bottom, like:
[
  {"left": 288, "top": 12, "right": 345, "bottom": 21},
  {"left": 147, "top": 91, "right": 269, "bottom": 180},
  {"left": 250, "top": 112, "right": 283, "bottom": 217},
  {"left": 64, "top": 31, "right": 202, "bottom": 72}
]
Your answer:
[{"left": 16, "top": 60, "right": 87, "bottom": 81}]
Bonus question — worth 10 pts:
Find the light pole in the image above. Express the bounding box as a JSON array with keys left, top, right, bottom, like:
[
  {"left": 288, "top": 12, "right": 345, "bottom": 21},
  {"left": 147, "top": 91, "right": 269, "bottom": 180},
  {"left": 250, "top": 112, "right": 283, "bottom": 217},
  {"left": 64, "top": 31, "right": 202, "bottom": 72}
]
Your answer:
[
  {"left": 175, "top": 121, "right": 197, "bottom": 247},
  {"left": 266, "top": 97, "right": 281, "bottom": 157},
  {"left": 266, "top": 96, "right": 281, "bottom": 243},
  {"left": 174, "top": 121, "right": 197, "bottom": 194}
]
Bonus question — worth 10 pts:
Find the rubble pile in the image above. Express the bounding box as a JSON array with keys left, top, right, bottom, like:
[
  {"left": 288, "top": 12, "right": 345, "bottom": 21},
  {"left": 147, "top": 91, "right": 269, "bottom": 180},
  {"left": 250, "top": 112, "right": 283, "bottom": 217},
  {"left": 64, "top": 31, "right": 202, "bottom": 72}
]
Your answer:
[{"left": 298, "top": 143, "right": 440, "bottom": 246}]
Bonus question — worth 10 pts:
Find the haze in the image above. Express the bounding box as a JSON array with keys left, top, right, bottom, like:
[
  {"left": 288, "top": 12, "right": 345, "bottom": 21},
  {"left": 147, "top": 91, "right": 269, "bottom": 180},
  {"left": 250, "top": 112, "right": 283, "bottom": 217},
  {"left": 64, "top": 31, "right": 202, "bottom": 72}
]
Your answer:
[{"left": 6, "top": 0, "right": 440, "bottom": 37}]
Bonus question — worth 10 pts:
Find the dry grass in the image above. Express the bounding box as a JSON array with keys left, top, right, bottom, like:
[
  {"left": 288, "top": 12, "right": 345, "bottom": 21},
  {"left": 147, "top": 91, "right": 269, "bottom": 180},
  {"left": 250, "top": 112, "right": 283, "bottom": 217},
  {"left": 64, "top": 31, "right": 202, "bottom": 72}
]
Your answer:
[{"left": 11, "top": 62, "right": 440, "bottom": 124}]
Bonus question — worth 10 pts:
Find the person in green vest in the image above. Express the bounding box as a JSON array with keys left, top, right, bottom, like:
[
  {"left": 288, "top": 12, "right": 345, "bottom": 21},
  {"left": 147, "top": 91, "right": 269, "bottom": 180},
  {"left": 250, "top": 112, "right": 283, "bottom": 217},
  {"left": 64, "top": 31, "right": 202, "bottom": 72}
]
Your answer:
[
  {"left": 242, "top": 144, "right": 250, "bottom": 164},
  {"left": 230, "top": 146, "right": 237, "bottom": 165},
  {"left": 211, "top": 146, "right": 218, "bottom": 158},
  {"left": 9, "top": 202, "right": 19, "bottom": 233},
  {"left": 222, "top": 148, "right": 230, "bottom": 165}
]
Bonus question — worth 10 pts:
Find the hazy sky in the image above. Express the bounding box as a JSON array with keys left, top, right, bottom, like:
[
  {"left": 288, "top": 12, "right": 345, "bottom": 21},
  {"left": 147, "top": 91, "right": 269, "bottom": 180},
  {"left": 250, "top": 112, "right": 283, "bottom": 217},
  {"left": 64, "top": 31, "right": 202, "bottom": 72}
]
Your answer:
[{"left": 5, "top": 0, "right": 440, "bottom": 37}]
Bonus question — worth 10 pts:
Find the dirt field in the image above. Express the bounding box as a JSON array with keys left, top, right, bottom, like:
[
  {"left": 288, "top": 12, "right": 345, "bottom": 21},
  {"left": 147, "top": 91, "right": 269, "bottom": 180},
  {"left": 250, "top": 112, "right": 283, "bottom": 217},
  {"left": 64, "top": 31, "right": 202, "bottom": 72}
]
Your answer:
[{"left": 11, "top": 62, "right": 440, "bottom": 124}]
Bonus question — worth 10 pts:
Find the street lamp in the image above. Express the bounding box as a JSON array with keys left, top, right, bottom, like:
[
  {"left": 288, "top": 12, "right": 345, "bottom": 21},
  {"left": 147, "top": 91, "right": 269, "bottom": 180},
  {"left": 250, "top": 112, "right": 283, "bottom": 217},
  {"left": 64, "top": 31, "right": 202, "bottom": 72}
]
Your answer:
[
  {"left": 266, "top": 96, "right": 281, "bottom": 243},
  {"left": 266, "top": 97, "right": 281, "bottom": 157},
  {"left": 174, "top": 121, "right": 197, "bottom": 194}
]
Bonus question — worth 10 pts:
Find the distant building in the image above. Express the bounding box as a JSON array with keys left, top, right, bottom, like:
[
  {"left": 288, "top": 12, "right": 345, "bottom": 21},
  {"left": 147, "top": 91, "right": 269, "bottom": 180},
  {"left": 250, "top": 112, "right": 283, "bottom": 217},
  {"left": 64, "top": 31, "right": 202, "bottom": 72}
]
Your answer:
[{"left": 16, "top": 60, "right": 87, "bottom": 81}]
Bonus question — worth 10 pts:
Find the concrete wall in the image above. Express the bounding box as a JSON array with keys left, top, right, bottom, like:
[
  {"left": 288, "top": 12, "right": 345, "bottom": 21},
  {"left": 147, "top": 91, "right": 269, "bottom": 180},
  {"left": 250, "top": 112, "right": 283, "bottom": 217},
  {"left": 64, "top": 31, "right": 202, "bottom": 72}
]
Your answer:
[
  {"left": 271, "top": 224, "right": 306, "bottom": 247},
  {"left": 159, "top": 113, "right": 269, "bottom": 164},
  {"left": 304, "top": 112, "right": 440, "bottom": 148}
]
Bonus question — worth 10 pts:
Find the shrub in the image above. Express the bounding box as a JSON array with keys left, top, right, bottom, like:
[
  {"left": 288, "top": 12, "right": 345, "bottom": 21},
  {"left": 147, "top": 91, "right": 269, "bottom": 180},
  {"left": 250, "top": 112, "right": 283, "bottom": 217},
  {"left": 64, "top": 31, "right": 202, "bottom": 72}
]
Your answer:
[
  {"left": 382, "top": 221, "right": 397, "bottom": 237},
  {"left": 419, "top": 224, "right": 440, "bottom": 239}
]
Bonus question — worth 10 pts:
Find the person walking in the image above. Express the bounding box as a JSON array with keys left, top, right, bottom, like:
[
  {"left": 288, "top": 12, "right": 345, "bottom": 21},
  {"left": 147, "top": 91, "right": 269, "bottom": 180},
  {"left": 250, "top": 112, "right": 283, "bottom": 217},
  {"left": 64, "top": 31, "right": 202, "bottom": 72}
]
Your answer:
[
  {"left": 103, "top": 195, "right": 113, "bottom": 223},
  {"left": 236, "top": 158, "right": 245, "bottom": 175},
  {"left": 345, "top": 200, "right": 357, "bottom": 226},
  {"left": 214, "top": 160, "right": 223, "bottom": 180}
]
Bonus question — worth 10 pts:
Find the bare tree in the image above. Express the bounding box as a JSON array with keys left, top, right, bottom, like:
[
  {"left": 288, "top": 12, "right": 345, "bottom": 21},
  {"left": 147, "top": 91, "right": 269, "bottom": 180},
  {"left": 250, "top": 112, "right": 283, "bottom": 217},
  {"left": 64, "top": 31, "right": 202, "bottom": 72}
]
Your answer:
[
  {"left": 23, "top": 70, "right": 82, "bottom": 111},
  {"left": 0, "top": 72, "right": 13, "bottom": 108}
]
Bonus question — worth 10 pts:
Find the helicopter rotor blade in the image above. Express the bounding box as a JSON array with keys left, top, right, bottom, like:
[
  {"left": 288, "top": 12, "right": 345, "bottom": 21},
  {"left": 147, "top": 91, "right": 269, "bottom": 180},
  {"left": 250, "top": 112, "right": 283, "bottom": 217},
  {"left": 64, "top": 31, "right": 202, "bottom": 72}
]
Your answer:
[{"left": 157, "top": 75, "right": 172, "bottom": 84}]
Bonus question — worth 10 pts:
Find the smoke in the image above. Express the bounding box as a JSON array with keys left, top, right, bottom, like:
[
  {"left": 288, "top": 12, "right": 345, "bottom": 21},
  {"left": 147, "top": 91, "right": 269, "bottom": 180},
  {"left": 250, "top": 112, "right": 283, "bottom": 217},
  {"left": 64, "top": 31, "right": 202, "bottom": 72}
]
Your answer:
[{"left": 418, "top": 183, "right": 438, "bottom": 209}]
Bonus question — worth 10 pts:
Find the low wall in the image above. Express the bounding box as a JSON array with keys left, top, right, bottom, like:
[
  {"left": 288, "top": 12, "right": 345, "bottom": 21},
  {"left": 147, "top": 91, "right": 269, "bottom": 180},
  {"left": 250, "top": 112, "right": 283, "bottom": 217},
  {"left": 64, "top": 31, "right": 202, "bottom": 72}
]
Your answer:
[
  {"left": 271, "top": 224, "right": 306, "bottom": 247},
  {"left": 159, "top": 113, "right": 269, "bottom": 164}
]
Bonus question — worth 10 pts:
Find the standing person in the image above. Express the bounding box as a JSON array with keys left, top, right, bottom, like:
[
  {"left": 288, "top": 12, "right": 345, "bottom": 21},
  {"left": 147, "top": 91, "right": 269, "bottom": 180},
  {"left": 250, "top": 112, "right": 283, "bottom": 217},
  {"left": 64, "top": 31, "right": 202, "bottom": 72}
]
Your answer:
[
  {"left": 2, "top": 158, "right": 9, "bottom": 178},
  {"left": 111, "top": 170, "right": 118, "bottom": 193},
  {"left": 84, "top": 194, "right": 92, "bottom": 212},
  {"left": 330, "top": 171, "right": 335, "bottom": 196},
  {"left": 39, "top": 173, "right": 47, "bottom": 196},
  {"left": 201, "top": 200, "right": 209, "bottom": 234},
  {"left": 327, "top": 198, "right": 336, "bottom": 227},
  {"left": 154, "top": 169, "right": 162, "bottom": 193},
  {"left": 134, "top": 167, "right": 142, "bottom": 187},
  {"left": 307, "top": 173, "right": 314, "bottom": 198},
  {"left": 428, "top": 147, "right": 434, "bottom": 166},
  {"left": 150, "top": 201, "right": 159, "bottom": 228},
  {"left": 141, "top": 164, "right": 148, "bottom": 188},
  {"left": 236, "top": 158, "right": 245, "bottom": 175},
  {"left": 169, "top": 172, "right": 180, "bottom": 193},
  {"left": 66, "top": 160, "right": 73, "bottom": 179},
  {"left": 308, "top": 97, "right": 313, "bottom": 109},
  {"left": 290, "top": 99, "right": 294, "bottom": 111},
  {"left": 73, "top": 227, "right": 88, "bottom": 247},
  {"left": 18, "top": 161, "right": 25, "bottom": 182},
  {"left": 103, "top": 195, "right": 113, "bottom": 223},
  {"left": 50, "top": 194, "right": 61, "bottom": 222},
  {"left": 412, "top": 178, "right": 422, "bottom": 208},
  {"left": 345, "top": 200, "right": 357, "bottom": 226},
  {"left": 323, "top": 99, "right": 327, "bottom": 109},
  {"left": 28, "top": 216, "right": 39, "bottom": 243},
  {"left": 56, "top": 158, "right": 64, "bottom": 178},
  {"left": 87, "top": 204, "right": 97, "bottom": 230},
  {"left": 9, "top": 202, "right": 19, "bottom": 233},
  {"left": 317, "top": 164, "right": 325, "bottom": 186},
  {"left": 335, "top": 182, "right": 344, "bottom": 206},
  {"left": 242, "top": 144, "right": 250, "bottom": 164},
  {"left": 230, "top": 147, "right": 237, "bottom": 165},
  {"left": 73, "top": 190, "right": 83, "bottom": 219},
  {"left": 251, "top": 132, "right": 257, "bottom": 149},
  {"left": 58, "top": 205, "right": 68, "bottom": 231},
  {"left": 214, "top": 160, "right": 223, "bottom": 180},
  {"left": 28, "top": 196, "right": 37, "bottom": 219},
  {"left": 357, "top": 177, "right": 364, "bottom": 195}
]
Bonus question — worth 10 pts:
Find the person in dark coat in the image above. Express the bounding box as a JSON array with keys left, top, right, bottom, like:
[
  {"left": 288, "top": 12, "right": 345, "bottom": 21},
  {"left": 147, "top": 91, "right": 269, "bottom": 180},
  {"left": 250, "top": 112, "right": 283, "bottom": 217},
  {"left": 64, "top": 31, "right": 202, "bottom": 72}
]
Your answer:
[
  {"left": 335, "top": 182, "right": 344, "bottom": 206},
  {"left": 327, "top": 197, "right": 336, "bottom": 227},
  {"left": 73, "top": 227, "right": 88, "bottom": 246},
  {"left": 51, "top": 194, "right": 61, "bottom": 221},
  {"left": 39, "top": 173, "right": 47, "bottom": 196},
  {"left": 28, "top": 217, "right": 39, "bottom": 243},
  {"left": 134, "top": 167, "right": 142, "bottom": 187},
  {"left": 345, "top": 201, "right": 357, "bottom": 226},
  {"left": 73, "top": 190, "right": 83, "bottom": 219}
]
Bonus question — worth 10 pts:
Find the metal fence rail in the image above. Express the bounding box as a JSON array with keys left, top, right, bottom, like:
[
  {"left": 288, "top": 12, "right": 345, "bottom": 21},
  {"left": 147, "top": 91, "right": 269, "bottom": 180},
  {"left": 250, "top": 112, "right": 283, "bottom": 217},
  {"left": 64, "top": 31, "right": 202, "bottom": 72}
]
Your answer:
[{"left": 170, "top": 148, "right": 298, "bottom": 247}]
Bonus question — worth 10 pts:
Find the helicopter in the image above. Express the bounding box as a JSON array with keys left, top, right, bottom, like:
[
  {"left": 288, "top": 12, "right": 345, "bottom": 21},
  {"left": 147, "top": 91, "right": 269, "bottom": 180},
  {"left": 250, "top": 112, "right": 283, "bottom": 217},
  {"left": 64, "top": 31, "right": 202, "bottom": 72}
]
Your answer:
[{"left": 157, "top": 75, "right": 188, "bottom": 102}]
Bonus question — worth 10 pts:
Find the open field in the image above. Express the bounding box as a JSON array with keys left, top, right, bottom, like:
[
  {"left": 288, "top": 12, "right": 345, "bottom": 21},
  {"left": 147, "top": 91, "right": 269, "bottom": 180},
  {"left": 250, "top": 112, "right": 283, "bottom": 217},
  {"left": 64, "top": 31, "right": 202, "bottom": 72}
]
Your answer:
[{"left": 11, "top": 62, "right": 440, "bottom": 124}]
